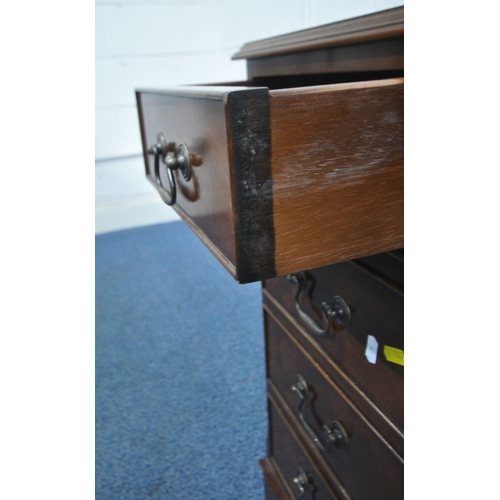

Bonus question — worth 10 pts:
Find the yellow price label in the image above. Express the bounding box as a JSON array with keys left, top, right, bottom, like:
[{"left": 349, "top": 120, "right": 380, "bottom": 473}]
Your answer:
[{"left": 383, "top": 345, "right": 404, "bottom": 366}]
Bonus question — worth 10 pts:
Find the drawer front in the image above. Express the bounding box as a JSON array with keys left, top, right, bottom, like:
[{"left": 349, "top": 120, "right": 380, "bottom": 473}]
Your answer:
[
  {"left": 268, "top": 401, "right": 342, "bottom": 500},
  {"left": 264, "top": 259, "right": 403, "bottom": 431},
  {"left": 136, "top": 79, "right": 403, "bottom": 283},
  {"left": 136, "top": 86, "right": 272, "bottom": 283},
  {"left": 265, "top": 310, "right": 403, "bottom": 500},
  {"left": 261, "top": 458, "right": 290, "bottom": 500}
]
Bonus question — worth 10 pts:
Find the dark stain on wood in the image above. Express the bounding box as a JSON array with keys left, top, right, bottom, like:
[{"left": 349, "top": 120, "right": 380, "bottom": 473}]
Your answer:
[{"left": 226, "top": 89, "right": 276, "bottom": 283}]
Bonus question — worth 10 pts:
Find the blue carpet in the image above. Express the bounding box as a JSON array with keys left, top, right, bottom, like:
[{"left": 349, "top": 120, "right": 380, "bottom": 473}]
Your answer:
[{"left": 96, "top": 222, "right": 267, "bottom": 499}]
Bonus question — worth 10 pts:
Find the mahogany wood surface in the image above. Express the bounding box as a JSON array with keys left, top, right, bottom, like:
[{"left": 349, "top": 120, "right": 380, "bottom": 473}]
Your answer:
[
  {"left": 136, "top": 86, "right": 273, "bottom": 283},
  {"left": 137, "top": 78, "right": 403, "bottom": 282},
  {"left": 260, "top": 458, "right": 292, "bottom": 500},
  {"left": 270, "top": 78, "right": 404, "bottom": 276},
  {"left": 135, "top": 8, "right": 404, "bottom": 499},
  {"left": 136, "top": 89, "right": 237, "bottom": 274},
  {"left": 232, "top": 7, "right": 403, "bottom": 60},
  {"left": 262, "top": 290, "right": 403, "bottom": 459},
  {"left": 267, "top": 389, "right": 346, "bottom": 500},
  {"left": 264, "top": 259, "right": 404, "bottom": 433},
  {"left": 248, "top": 38, "right": 403, "bottom": 78},
  {"left": 265, "top": 311, "right": 404, "bottom": 499}
]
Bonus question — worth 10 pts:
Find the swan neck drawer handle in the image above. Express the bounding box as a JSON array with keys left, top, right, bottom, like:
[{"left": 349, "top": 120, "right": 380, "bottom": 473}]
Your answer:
[
  {"left": 148, "top": 133, "right": 192, "bottom": 206},
  {"left": 293, "top": 467, "right": 311, "bottom": 500},
  {"left": 292, "top": 374, "right": 349, "bottom": 453},
  {"left": 287, "top": 272, "right": 351, "bottom": 336}
]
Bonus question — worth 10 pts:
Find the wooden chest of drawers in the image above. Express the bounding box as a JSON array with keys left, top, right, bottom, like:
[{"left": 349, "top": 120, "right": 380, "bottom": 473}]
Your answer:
[
  {"left": 136, "top": 6, "right": 404, "bottom": 498},
  {"left": 262, "top": 253, "right": 403, "bottom": 499}
]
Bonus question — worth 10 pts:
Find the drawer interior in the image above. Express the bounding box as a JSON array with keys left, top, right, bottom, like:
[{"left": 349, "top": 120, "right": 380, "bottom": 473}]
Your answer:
[{"left": 198, "top": 68, "right": 403, "bottom": 90}]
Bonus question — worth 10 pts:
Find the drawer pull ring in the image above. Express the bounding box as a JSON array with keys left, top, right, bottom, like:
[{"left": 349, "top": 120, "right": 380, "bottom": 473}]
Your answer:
[
  {"left": 292, "top": 374, "right": 349, "bottom": 453},
  {"left": 148, "top": 133, "right": 192, "bottom": 206},
  {"left": 287, "top": 272, "right": 351, "bottom": 336},
  {"left": 293, "top": 467, "right": 311, "bottom": 500}
]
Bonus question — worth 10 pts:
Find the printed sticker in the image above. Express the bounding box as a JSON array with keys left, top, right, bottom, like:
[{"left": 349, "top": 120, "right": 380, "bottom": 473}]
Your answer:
[
  {"left": 383, "top": 345, "right": 404, "bottom": 366},
  {"left": 365, "top": 335, "right": 378, "bottom": 364}
]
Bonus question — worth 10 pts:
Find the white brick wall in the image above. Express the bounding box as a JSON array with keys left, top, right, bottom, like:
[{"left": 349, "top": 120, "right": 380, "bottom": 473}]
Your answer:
[{"left": 95, "top": 0, "right": 403, "bottom": 160}]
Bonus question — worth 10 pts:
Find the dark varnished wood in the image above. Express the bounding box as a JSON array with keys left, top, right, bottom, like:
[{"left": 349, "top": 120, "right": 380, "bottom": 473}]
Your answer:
[
  {"left": 233, "top": 7, "right": 403, "bottom": 60},
  {"left": 239, "top": 7, "right": 403, "bottom": 79},
  {"left": 264, "top": 259, "right": 404, "bottom": 434},
  {"left": 264, "top": 310, "right": 404, "bottom": 499},
  {"left": 136, "top": 86, "right": 273, "bottom": 283},
  {"left": 353, "top": 249, "right": 404, "bottom": 290},
  {"left": 247, "top": 38, "right": 403, "bottom": 78},
  {"left": 136, "top": 89, "right": 237, "bottom": 274},
  {"left": 225, "top": 88, "right": 274, "bottom": 282},
  {"left": 136, "top": 10, "right": 404, "bottom": 498},
  {"left": 267, "top": 389, "right": 346, "bottom": 500},
  {"left": 260, "top": 457, "right": 292, "bottom": 500},
  {"left": 137, "top": 78, "right": 403, "bottom": 282},
  {"left": 270, "top": 79, "right": 403, "bottom": 275},
  {"left": 263, "top": 290, "right": 403, "bottom": 460}
]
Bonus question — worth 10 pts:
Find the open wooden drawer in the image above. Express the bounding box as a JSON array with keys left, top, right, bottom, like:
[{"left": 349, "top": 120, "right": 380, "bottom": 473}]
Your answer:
[{"left": 136, "top": 78, "right": 403, "bottom": 283}]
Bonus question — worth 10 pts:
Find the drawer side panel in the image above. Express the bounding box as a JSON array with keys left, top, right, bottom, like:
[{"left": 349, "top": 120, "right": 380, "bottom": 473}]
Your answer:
[{"left": 270, "top": 79, "right": 404, "bottom": 274}]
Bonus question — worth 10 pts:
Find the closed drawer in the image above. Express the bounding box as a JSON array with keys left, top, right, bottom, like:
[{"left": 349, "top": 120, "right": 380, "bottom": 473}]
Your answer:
[
  {"left": 265, "top": 310, "right": 403, "bottom": 500},
  {"left": 264, "top": 258, "right": 403, "bottom": 432},
  {"left": 136, "top": 78, "right": 403, "bottom": 283},
  {"left": 261, "top": 458, "right": 289, "bottom": 500},
  {"left": 267, "top": 399, "right": 344, "bottom": 500}
]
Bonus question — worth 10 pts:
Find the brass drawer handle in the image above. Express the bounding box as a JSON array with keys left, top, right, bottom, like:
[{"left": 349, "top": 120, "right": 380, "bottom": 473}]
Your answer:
[
  {"left": 293, "top": 467, "right": 311, "bottom": 500},
  {"left": 148, "top": 133, "right": 192, "bottom": 206},
  {"left": 287, "top": 272, "right": 351, "bottom": 336},
  {"left": 292, "top": 374, "right": 349, "bottom": 453}
]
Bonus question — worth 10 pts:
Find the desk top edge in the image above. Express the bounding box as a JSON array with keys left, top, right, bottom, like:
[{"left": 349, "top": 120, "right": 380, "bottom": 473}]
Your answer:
[{"left": 232, "top": 6, "right": 403, "bottom": 60}]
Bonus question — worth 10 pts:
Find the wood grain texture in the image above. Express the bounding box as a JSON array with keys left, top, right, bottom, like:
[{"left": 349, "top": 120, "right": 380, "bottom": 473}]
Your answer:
[
  {"left": 263, "top": 289, "right": 404, "bottom": 460},
  {"left": 267, "top": 392, "right": 346, "bottom": 500},
  {"left": 137, "top": 89, "right": 237, "bottom": 271},
  {"left": 137, "top": 77, "right": 403, "bottom": 281},
  {"left": 247, "top": 38, "right": 404, "bottom": 78},
  {"left": 135, "top": 15, "right": 405, "bottom": 500},
  {"left": 260, "top": 458, "right": 293, "bottom": 500},
  {"left": 225, "top": 89, "right": 275, "bottom": 283},
  {"left": 136, "top": 86, "right": 272, "bottom": 283},
  {"left": 265, "top": 311, "right": 404, "bottom": 499},
  {"left": 270, "top": 78, "right": 404, "bottom": 275},
  {"left": 233, "top": 7, "right": 403, "bottom": 60},
  {"left": 264, "top": 259, "right": 404, "bottom": 435}
]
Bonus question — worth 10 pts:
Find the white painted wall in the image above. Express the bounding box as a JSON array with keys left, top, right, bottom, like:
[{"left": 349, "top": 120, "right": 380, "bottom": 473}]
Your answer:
[
  {"left": 95, "top": 0, "right": 403, "bottom": 233},
  {"left": 95, "top": 0, "right": 403, "bottom": 160}
]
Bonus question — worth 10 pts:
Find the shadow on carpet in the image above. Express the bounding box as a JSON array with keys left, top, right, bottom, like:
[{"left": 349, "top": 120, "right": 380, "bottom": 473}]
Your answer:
[{"left": 96, "top": 222, "right": 267, "bottom": 499}]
